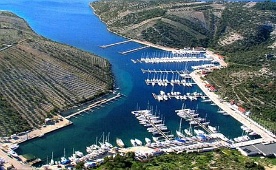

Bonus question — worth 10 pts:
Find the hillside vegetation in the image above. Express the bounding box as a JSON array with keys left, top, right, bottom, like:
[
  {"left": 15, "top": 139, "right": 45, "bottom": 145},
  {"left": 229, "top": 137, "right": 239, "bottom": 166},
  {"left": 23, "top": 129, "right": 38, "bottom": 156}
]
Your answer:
[
  {"left": 0, "top": 11, "right": 113, "bottom": 136},
  {"left": 91, "top": 0, "right": 276, "bottom": 133},
  {"left": 75, "top": 149, "right": 276, "bottom": 170},
  {"left": 91, "top": 0, "right": 221, "bottom": 48}
]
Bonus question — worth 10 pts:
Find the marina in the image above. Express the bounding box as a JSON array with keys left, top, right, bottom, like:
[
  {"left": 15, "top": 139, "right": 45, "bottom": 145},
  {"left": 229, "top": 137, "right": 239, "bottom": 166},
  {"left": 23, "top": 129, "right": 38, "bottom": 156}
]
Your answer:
[
  {"left": 152, "top": 91, "right": 205, "bottom": 102},
  {"left": 141, "top": 69, "right": 191, "bottom": 76},
  {"left": 1, "top": 1, "right": 276, "bottom": 169},
  {"left": 138, "top": 56, "right": 213, "bottom": 63},
  {"left": 143, "top": 69, "right": 193, "bottom": 87},
  {"left": 137, "top": 51, "right": 213, "bottom": 64}
]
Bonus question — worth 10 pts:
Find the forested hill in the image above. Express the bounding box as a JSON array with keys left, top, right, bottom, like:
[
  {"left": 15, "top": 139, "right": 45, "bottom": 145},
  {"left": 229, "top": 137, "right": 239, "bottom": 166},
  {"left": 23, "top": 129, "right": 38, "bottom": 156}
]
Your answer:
[
  {"left": 0, "top": 11, "right": 113, "bottom": 136},
  {"left": 91, "top": 1, "right": 276, "bottom": 133}
]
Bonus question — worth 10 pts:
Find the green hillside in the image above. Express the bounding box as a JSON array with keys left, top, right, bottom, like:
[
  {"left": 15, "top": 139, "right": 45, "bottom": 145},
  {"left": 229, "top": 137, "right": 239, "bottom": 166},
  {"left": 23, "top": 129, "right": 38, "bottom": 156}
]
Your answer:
[
  {"left": 0, "top": 11, "right": 113, "bottom": 136},
  {"left": 75, "top": 149, "right": 276, "bottom": 170}
]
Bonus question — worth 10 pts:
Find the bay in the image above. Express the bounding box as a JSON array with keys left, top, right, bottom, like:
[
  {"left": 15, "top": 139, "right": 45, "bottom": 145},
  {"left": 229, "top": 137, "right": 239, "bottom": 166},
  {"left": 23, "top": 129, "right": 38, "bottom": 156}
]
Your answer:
[{"left": 0, "top": 0, "right": 255, "bottom": 165}]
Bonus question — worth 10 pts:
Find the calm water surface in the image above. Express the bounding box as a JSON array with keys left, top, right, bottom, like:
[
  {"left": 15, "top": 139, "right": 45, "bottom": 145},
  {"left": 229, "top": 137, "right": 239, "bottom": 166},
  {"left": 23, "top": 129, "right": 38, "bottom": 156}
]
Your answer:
[{"left": 0, "top": 0, "right": 250, "bottom": 165}]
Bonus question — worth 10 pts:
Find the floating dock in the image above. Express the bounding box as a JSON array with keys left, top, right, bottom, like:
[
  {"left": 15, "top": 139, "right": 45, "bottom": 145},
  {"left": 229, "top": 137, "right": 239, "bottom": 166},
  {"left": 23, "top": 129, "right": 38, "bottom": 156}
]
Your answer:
[
  {"left": 119, "top": 46, "right": 149, "bottom": 55},
  {"left": 99, "top": 40, "right": 132, "bottom": 48}
]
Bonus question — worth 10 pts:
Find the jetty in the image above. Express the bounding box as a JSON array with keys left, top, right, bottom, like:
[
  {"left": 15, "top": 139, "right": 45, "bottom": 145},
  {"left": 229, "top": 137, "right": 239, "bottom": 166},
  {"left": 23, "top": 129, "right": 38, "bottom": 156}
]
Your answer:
[
  {"left": 175, "top": 108, "right": 213, "bottom": 134},
  {"left": 66, "top": 93, "right": 122, "bottom": 119},
  {"left": 131, "top": 110, "right": 173, "bottom": 141},
  {"left": 138, "top": 56, "right": 213, "bottom": 63},
  {"left": 141, "top": 69, "right": 189, "bottom": 75},
  {"left": 99, "top": 40, "right": 132, "bottom": 48},
  {"left": 190, "top": 71, "right": 276, "bottom": 144},
  {"left": 119, "top": 46, "right": 149, "bottom": 55}
]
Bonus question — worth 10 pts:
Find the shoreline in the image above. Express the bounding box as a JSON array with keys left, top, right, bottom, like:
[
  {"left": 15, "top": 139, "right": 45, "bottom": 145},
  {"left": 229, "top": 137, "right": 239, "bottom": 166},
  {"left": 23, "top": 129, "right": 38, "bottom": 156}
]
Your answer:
[
  {"left": 0, "top": 91, "right": 123, "bottom": 169},
  {"left": 4, "top": 92, "right": 123, "bottom": 145},
  {"left": 190, "top": 70, "right": 276, "bottom": 143},
  {"left": 89, "top": 3, "right": 177, "bottom": 52}
]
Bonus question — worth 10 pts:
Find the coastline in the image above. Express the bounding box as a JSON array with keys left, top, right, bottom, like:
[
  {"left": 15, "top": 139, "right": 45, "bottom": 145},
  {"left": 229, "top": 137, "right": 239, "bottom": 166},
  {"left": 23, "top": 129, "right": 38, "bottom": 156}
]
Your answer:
[
  {"left": 89, "top": 3, "right": 176, "bottom": 52},
  {"left": 190, "top": 70, "right": 276, "bottom": 143}
]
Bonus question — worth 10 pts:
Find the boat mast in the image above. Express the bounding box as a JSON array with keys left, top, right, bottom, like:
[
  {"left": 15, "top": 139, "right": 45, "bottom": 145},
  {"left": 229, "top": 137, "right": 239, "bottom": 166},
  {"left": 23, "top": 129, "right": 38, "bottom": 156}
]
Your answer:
[{"left": 179, "top": 118, "right": 182, "bottom": 132}]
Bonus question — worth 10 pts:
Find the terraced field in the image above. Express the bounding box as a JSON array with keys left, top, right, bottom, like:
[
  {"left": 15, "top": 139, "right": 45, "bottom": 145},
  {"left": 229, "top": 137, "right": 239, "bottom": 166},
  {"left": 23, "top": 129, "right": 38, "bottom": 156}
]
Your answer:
[{"left": 0, "top": 12, "right": 113, "bottom": 136}]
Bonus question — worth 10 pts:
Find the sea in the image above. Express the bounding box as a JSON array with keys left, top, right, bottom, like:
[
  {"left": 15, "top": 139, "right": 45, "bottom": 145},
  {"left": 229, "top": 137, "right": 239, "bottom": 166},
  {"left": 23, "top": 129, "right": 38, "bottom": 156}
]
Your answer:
[{"left": 0, "top": 0, "right": 266, "bottom": 166}]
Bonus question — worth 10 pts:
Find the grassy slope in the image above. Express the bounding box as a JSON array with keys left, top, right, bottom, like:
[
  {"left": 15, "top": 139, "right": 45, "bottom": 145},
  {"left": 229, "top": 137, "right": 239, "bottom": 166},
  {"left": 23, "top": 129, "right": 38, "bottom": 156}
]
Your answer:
[{"left": 0, "top": 11, "right": 113, "bottom": 136}]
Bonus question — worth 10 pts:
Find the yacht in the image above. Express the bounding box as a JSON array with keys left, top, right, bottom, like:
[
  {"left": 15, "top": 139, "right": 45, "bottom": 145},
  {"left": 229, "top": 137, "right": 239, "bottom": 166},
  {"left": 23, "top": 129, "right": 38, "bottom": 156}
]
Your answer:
[
  {"left": 9, "top": 144, "right": 19, "bottom": 150},
  {"left": 135, "top": 139, "right": 143, "bottom": 146},
  {"left": 130, "top": 139, "right": 137, "bottom": 147},
  {"left": 176, "top": 130, "right": 186, "bottom": 138},
  {"left": 116, "top": 138, "right": 125, "bottom": 148},
  {"left": 145, "top": 137, "right": 151, "bottom": 144},
  {"left": 184, "top": 129, "right": 192, "bottom": 137},
  {"left": 8, "top": 150, "right": 18, "bottom": 157},
  {"left": 208, "top": 125, "right": 217, "bottom": 133}
]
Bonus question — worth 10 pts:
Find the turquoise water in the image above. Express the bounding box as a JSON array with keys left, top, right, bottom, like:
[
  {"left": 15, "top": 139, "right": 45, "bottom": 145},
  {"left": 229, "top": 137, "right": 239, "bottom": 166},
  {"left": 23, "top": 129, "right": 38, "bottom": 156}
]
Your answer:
[{"left": 0, "top": 0, "right": 254, "bottom": 165}]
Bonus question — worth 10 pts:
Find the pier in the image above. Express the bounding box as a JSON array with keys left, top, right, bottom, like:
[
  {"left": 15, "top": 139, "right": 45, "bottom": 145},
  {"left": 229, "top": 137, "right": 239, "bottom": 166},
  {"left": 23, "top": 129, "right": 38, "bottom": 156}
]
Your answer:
[
  {"left": 146, "top": 79, "right": 195, "bottom": 87},
  {"left": 131, "top": 110, "right": 173, "bottom": 141},
  {"left": 99, "top": 40, "right": 132, "bottom": 48},
  {"left": 119, "top": 46, "right": 149, "bottom": 55},
  {"left": 153, "top": 91, "right": 204, "bottom": 102},
  {"left": 66, "top": 93, "right": 122, "bottom": 119},
  {"left": 138, "top": 56, "right": 213, "bottom": 63},
  {"left": 141, "top": 69, "right": 190, "bottom": 75},
  {"left": 175, "top": 109, "right": 213, "bottom": 134}
]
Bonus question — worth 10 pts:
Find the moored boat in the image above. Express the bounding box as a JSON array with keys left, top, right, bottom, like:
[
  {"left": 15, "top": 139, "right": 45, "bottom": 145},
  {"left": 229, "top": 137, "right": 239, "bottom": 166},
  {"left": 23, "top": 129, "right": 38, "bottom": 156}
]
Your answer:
[
  {"left": 176, "top": 130, "right": 185, "bottom": 138},
  {"left": 130, "top": 139, "right": 137, "bottom": 147},
  {"left": 135, "top": 138, "right": 143, "bottom": 146},
  {"left": 145, "top": 137, "right": 151, "bottom": 144},
  {"left": 116, "top": 138, "right": 125, "bottom": 148}
]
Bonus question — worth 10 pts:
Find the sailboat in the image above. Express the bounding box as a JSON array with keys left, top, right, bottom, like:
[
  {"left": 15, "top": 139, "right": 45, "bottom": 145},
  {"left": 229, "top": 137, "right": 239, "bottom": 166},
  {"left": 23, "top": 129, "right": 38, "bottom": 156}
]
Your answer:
[
  {"left": 176, "top": 118, "right": 186, "bottom": 138},
  {"left": 60, "top": 148, "right": 70, "bottom": 165},
  {"left": 130, "top": 139, "right": 137, "bottom": 147},
  {"left": 135, "top": 139, "right": 143, "bottom": 146},
  {"left": 184, "top": 124, "right": 193, "bottom": 137},
  {"left": 50, "top": 152, "right": 54, "bottom": 165}
]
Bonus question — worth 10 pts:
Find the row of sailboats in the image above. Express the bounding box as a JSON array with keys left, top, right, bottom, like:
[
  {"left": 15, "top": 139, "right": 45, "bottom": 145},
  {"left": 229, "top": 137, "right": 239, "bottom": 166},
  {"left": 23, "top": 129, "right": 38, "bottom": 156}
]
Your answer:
[
  {"left": 152, "top": 90, "right": 204, "bottom": 102},
  {"left": 145, "top": 72, "right": 193, "bottom": 87},
  {"left": 131, "top": 109, "right": 174, "bottom": 141}
]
